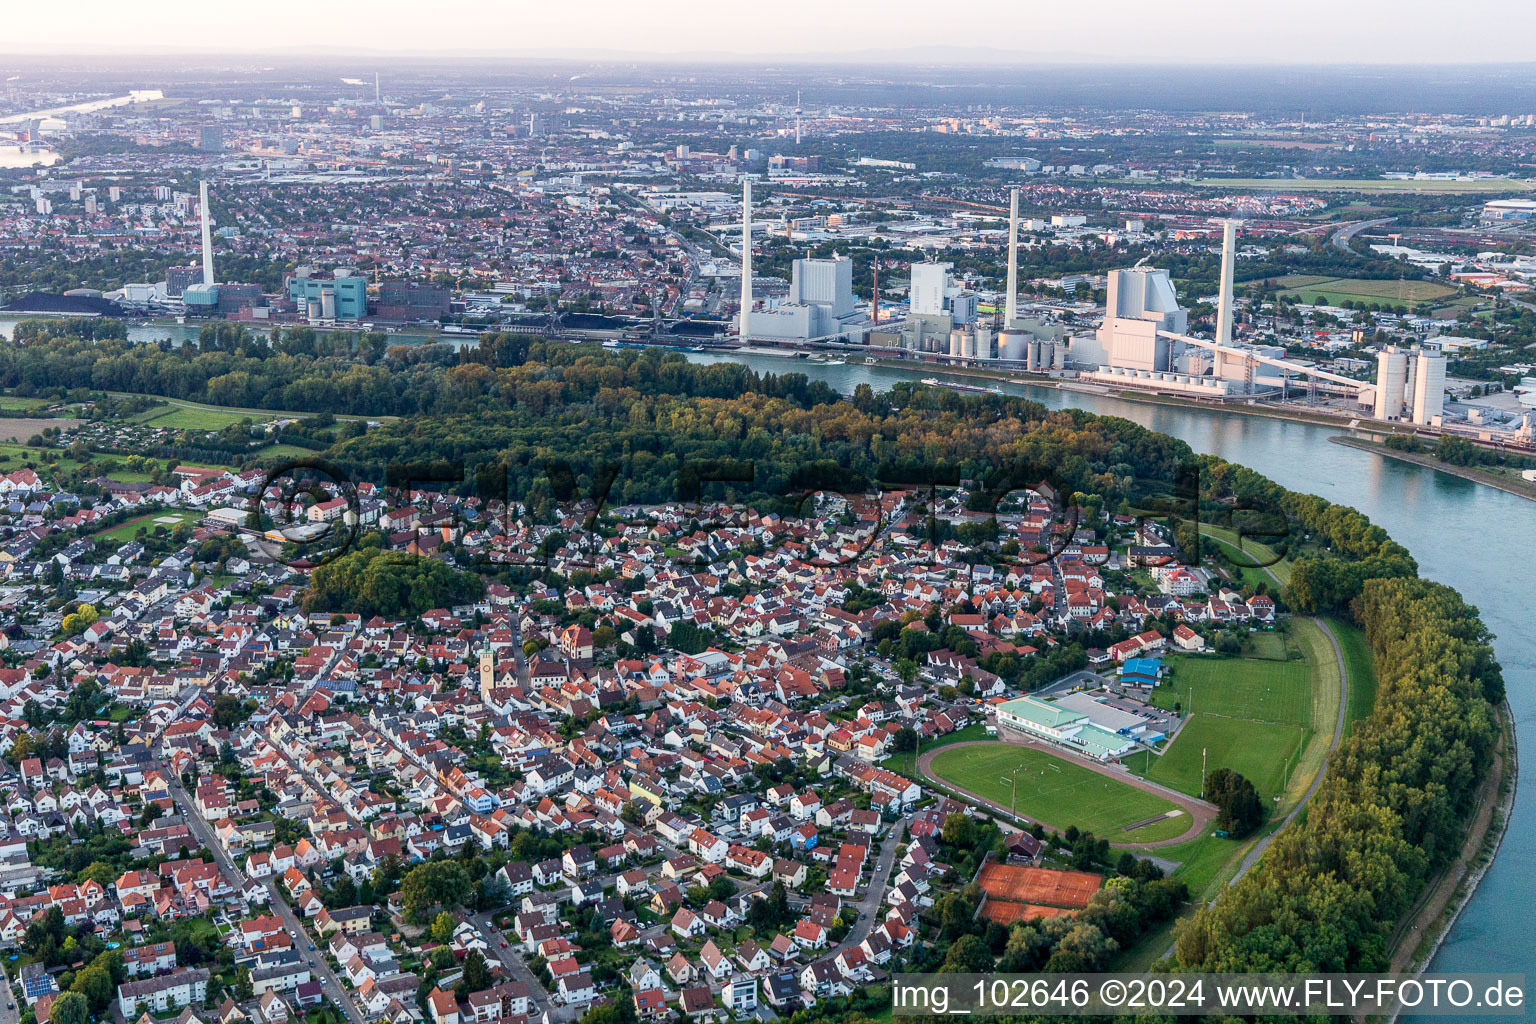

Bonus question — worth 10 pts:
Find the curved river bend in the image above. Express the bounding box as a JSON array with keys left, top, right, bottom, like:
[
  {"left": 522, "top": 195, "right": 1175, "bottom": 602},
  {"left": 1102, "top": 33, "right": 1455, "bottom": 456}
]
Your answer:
[{"left": 688, "top": 352, "right": 1532, "bottom": 989}]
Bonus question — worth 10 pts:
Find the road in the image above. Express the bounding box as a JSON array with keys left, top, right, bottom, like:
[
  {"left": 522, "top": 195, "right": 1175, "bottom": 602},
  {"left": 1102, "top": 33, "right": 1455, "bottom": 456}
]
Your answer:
[
  {"left": 160, "top": 765, "right": 367, "bottom": 1024},
  {"left": 1330, "top": 217, "right": 1396, "bottom": 252},
  {"left": 467, "top": 910, "right": 569, "bottom": 1022},
  {"left": 828, "top": 818, "right": 906, "bottom": 958},
  {"left": 270, "top": 743, "right": 362, "bottom": 829},
  {"left": 0, "top": 966, "right": 18, "bottom": 1024}
]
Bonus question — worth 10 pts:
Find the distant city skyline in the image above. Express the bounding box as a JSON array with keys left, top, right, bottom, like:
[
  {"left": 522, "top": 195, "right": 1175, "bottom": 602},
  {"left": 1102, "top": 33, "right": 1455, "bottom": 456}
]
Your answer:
[{"left": 7, "top": 0, "right": 1536, "bottom": 65}]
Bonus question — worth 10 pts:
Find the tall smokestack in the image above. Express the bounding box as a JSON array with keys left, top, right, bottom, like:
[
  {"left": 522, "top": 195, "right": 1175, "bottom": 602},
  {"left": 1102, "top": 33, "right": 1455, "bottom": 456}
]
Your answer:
[
  {"left": 1216, "top": 219, "right": 1236, "bottom": 346},
  {"left": 795, "top": 90, "right": 802, "bottom": 146},
  {"left": 739, "top": 178, "right": 753, "bottom": 343},
  {"left": 871, "top": 255, "right": 879, "bottom": 326},
  {"left": 1005, "top": 187, "right": 1019, "bottom": 328},
  {"left": 375, "top": 72, "right": 380, "bottom": 105},
  {"left": 199, "top": 179, "right": 215, "bottom": 286}
]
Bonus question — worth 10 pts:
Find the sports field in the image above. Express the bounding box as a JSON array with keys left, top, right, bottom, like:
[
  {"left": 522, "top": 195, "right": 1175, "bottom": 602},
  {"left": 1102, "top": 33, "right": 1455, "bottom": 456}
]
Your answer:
[
  {"left": 928, "top": 744, "right": 1189, "bottom": 842},
  {"left": 92, "top": 509, "right": 204, "bottom": 543},
  {"left": 1137, "top": 651, "right": 1312, "bottom": 800},
  {"left": 1275, "top": 274, "right": 1456, "bottom": 307}
]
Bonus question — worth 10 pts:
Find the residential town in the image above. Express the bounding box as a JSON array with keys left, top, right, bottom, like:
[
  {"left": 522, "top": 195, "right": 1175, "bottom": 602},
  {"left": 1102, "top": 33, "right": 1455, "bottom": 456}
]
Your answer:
[{"left": 0, "top": 431, "right": 1286, "bottom": 1024}]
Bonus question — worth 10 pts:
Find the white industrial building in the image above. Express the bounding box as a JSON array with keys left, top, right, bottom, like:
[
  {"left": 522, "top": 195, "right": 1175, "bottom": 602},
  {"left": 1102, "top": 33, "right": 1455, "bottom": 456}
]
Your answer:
[
  {"left": 745, "top": 255, "right": 872, "bottom": 344},
  {"left": 910, "top": 261, "right": 977, "bottom": 324},
  {"left": 1374, "top": 343, "right": 1446, "bottom": 425},
  {"left": 1085, "top": 266, "right": 1188, "bottom": 373}
]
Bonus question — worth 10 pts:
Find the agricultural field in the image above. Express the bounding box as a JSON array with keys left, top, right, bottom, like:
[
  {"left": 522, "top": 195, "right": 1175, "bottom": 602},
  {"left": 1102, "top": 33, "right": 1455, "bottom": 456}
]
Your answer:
[
  {"left": 1274, "top": 274, "right": 1457, "bottom": 307},
  {"left": 1194, "top": 177, "right": 1534, "bottom": 193},
  {"left": 0, "top": 417, "right": 81, "bottom": 442},
  {"left": 928, "top": 744, "right": 1189, "bottom": 843},
  {"left": 1134, "top": 647, "right": 1314, "bottom": 801}
]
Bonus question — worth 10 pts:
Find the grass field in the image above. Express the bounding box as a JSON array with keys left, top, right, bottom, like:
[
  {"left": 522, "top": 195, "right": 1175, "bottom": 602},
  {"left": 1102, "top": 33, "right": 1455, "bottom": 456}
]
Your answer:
[
  {"left": 134, "top": 405, "right": 257, "bottom": 430},
  {"left": 1205, "top": 535, "right": 1279, "bottom": 592},
  {"left": 1244, "top": 630, "right": 1290, "bottom": 661},
  {"left": 0, "top": 442, "right": 86, "bottom": 478},
  {"left": 92, "top": 509, "right": 204, "bottom": 543},
  {"left": 107, "top": 391, "right": 397, "bottom": 425},
  {"left": 1193, "top": 177, "right": 1533, "bottom": 194},
  {"left": 1199, "top": 522, "right": 1292, "bottom": 586},
  {"left": 928, "top": 744, "right": 1190, "bottom": 843},
  {"left": 881, "top": 721, "right": 990, "bottom": 775},
  {"left": 1332, "top": 618, "right": 1378, "bottom": 735},
  {"left": 256, "top": 443, "right": 323, "bottom": 459},
  {"left": 1274, "top": 274, "right": 1456, "bottom": 307},
  {"left": 1134, "top": 650, "right": 1313, "bottom": 801},
  {"left": 1113, "top": 621, "right": 1369, "bottom": 969}
]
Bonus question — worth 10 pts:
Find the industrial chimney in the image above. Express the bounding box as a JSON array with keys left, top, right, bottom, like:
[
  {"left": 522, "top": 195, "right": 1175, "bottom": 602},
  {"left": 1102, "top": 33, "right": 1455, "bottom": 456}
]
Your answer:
[
  {"left": 1215, "top": 219, "right": 1236, "bottom": 346},
  {"left": 199, "top": 180, "right": 215, "bottom": 286},
  {"left": 1005, "top": 187, "right": 1019, "bottom": 329},
  {"left": 739, "top": 179, "right": 753, "bottom": 343}
]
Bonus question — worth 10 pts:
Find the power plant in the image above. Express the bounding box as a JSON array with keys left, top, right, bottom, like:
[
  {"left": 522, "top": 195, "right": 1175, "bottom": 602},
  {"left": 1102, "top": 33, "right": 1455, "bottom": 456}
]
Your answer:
[
  {"left": 1072, "top": 221, "right": 1369, "bottom": 401},
  {"left": 735, "top": 178, "right": 875, "bottom": 346},
  {"left": 731, "top": 187, "right": 1442, "bottom": 430}
]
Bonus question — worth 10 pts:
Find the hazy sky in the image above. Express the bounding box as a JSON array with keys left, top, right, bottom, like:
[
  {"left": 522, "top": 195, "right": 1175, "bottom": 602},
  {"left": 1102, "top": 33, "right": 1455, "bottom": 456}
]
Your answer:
[{"left": 9, "top": 0, "right": 1536, "bottom": 63}]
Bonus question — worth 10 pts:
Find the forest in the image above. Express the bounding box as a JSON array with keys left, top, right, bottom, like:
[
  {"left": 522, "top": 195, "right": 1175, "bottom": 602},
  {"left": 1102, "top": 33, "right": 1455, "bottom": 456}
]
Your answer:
[{"left": 304, "top": 542, "right": 484, "bottom": 618}]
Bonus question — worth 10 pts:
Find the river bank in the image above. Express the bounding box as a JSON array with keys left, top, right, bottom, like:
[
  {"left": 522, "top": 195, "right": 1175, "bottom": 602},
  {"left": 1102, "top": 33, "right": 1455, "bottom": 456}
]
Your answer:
[
  {"left": 859, "top": 353, "right": 1380, "bottom": 431},
  {"left": 1329, "top": 435, "right": 1536, "bottom": 503},
  {"left": 1390, "top": 704, "right": 1516, "bottom": 979}
]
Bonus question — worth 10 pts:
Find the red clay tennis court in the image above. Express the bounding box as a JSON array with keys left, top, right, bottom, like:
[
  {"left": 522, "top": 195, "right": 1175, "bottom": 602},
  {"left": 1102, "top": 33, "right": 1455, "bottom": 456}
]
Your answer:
[
  {"left": 977, "top": 863, "right": 1103, "bottom": 909},
  {"left": 978, "top": 901, "right": 1073, "bottom": 924}
]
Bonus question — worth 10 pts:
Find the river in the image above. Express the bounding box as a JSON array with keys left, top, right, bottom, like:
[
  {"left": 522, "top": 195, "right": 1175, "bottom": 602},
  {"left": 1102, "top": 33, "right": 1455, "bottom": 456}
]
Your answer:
[{"left": 686, "top": 350, "right": 1532, "bottom": 989}]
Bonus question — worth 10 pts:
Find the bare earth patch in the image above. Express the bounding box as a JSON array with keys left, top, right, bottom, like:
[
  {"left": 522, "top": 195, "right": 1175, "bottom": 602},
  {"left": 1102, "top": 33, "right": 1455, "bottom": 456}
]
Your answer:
[{"left": 0, "top": 417, "right": 80, "bottom": 441}]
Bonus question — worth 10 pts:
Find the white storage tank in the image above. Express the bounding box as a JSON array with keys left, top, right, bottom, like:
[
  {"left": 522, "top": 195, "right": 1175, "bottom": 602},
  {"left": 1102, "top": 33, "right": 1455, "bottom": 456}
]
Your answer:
[{"left": 1000, "top": 329, "right": 1027, "bottom": 361}]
